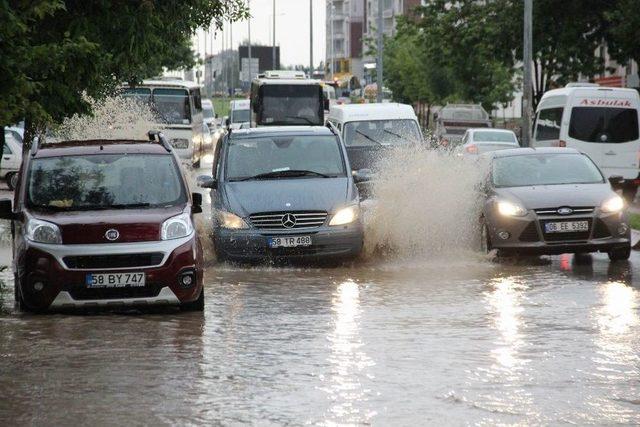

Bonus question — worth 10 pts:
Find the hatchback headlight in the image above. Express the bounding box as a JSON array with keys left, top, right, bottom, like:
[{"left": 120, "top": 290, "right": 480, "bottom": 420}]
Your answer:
[
  {"left": 497, "top": 200, "right": 527, "bottom": 217},
  {"left": 26, "top": 218, "right": 62, "bottom": 244},
  {"left": 601, "top": 195, "right": 625, "bottom": 213},
  {"left": 329, "top": 205, "right": 359, "bottom": 226},
  {"left": 161, "top": 212, "right": 193, "bottom": 240},
  {"left": 218, "top": 211, "right": 249, "bottom": 229}
]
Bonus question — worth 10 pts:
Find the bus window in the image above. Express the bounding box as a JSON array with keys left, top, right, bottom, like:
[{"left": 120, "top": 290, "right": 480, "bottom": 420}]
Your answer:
[
  {"left": 261, "top": 85, "right": 322, "bottom": 126},
  {"left": 122, "top": 87, "right": 151, "bottom": 104},
  {"left": 153, "top": 88, "right": 192, "bottom": 125}
]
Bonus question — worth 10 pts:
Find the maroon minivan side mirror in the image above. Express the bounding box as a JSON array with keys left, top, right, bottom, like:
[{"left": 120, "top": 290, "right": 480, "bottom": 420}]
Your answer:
[{"left": 0, "top": 199, "right": 14, "bottom": 220}]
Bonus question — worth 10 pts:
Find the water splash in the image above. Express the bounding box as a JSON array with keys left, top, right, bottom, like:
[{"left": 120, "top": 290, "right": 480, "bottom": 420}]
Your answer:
[
  {"left": 363, "top": 146, "right": 488, "bottom": 258},
  {"left": 54, "top": 95, "right": 162, "bottom": 141}
]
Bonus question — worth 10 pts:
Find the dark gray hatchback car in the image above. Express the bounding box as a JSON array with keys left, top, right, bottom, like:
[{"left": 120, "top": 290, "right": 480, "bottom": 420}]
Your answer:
[
  {"left": 481, "top": 148, "right": 631, "bottom": 260},
  {"left": 198, "top": 126, "right": 365, "bottom": 262}
]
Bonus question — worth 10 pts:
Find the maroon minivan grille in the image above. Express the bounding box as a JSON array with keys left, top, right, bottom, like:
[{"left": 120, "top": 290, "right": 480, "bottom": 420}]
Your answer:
[{"left": 63, "top": 253, "right": 164, "bottom": 269}]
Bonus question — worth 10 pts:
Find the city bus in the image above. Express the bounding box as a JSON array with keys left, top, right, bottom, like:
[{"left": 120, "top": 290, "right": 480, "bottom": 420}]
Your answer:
[
  {"left": 250, "top": 70, "right": 324, "bottom": 127},
  {"left": 122, "top": 79, "right": 205, "bottom": 167}
]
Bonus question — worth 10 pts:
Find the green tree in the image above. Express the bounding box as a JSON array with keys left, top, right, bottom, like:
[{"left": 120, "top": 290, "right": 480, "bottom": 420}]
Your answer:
[
  {"left": 605, "top": 0, "right": 640, "bottom": 75},
  {"left": 0, "top": 0, "right": 248, "bottom": 147}
]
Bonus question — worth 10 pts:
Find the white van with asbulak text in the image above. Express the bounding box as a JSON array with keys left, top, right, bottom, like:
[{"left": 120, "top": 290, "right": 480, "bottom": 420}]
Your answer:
[{"left": 532, "top": 83, "right": 640, "bottom": 201}]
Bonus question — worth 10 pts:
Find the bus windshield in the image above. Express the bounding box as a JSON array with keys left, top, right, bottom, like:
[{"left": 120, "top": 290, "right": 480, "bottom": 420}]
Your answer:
[
  {"left": 153, "top": 88, "right": 192, "bottom": 125},
  {"left": 260, "top": 85, "right": 322, "bottom": 126}
]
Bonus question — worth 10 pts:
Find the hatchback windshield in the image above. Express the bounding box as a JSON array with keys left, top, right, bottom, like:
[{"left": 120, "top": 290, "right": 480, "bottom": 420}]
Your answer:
[
  {"left": 473, "top": 131, "right": 517, "bottom": 143},
  {"left": 202, "top": 103, "right": 215, "bottom": 119},
  {"left": 492, "top": 153, "right": 604, "bottom": 187},
  {"left": 28, "top": 154, "right": 186, "bottom": 210},
  {"left": 343, "top": 119, "right": 421, "bottom": 146},
  {"left": 260, "top": 85, "right": 322, "bottom": 125},
  {"left": 569, "top": 107, "right": 639, "bottom": 143},
  {"left": 226, "top": 136, "right": 345, "bottom": 180}
]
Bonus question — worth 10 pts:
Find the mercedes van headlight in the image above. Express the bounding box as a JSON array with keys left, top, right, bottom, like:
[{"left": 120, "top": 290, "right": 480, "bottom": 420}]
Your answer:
[
  {"left": 161, "top": 212, "right": 194, "bottom": 240},
  {"left": 26, "top": 218, "right": 62, "bottom": 244},
  {"left": 218, "top": 211, "right": 249, "bottom": 229},
  {"left": 329, "top": 205, "right": 360, "bottom": 226}
]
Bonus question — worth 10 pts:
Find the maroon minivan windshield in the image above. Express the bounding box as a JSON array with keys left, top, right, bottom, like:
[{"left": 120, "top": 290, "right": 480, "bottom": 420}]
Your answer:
[{"left": 28, "top": 154, "right": 187, "bottom": 211}]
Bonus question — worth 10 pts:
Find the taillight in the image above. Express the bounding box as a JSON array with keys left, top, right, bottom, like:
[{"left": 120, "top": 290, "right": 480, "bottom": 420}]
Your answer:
[
  {"left": 558, "top": 140, "right": 567, "bottom": 147},
  {"left": 465, "top": 144, "right": 478, "bottom": 154}
]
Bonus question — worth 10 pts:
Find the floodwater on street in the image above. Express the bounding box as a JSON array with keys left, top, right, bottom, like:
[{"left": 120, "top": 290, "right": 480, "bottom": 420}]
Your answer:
[
  {"left": 1, "top": 246, "right": 639, "bottom": 425},
  {"left": 1, "top": 159, "right": 639, "bottom": 425}
]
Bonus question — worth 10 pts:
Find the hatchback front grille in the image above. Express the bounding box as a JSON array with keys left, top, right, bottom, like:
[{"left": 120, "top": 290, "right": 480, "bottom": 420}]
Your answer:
[
  {"left": 249, "top": 211, "right": 328, "bottom": 230},
  {"left": 535, "top": 207, "right": 595, "bottom": 216},
  {"left": 63, "top": 253, "right": 164, "bottom": 270}
]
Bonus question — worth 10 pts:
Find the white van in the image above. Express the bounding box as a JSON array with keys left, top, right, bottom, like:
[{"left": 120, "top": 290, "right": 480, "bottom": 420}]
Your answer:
[
  {"left": 533, "top": 83, "right": 640, "bottom": 200},
  {"left": 327, "top": 103, "right": 424, "bottom": 171},
  {"left": 229, "top": 99, "right": 250, "bottom": 130}
]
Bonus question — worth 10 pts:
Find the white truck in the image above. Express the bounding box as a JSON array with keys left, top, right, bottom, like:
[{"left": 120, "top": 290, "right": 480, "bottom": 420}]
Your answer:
[{"left": 434, "top": 104, "right": 492, "bottom": 147}]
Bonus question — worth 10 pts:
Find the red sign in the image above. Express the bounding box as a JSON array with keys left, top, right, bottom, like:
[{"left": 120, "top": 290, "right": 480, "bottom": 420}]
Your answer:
[{"left": 594, "top": 75, "right": 625, "bottom": 87}]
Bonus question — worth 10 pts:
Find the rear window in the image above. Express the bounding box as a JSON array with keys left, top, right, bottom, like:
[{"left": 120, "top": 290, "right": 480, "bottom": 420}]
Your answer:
[
  {"left": 534, "top": 108, "right": 563, "bottom": 141},
  {"left": 473, "top": 131, "right": 517, "bottom": 143},
  {"left": 28, "top": 154, "right": 186, "bottom": 211},
  {"left": 569, "top": 107, "right": 639, "bottom": 143}
]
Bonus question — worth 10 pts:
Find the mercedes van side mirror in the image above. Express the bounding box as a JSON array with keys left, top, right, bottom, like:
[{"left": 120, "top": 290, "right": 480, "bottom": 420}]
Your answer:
[
  {"left": 224, "top": 117, "right": 230, "bottom": 129},
  {"left": 192, "top": 192, "right": 203, "bottom": 214},
  {"left": 0, "top": 199, "right": 14, "bottom": 220},
  {"left": 352, "top": 169, "right": 373, "bottom": 183}
]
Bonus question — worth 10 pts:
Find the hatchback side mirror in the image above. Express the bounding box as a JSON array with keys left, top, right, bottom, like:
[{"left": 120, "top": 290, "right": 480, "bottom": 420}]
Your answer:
[
  {"left": 192, "top": 192, "right": 203, "bottom": 214},
  {"left": 224, "top": 117, "right": 230, "bottom": 128},
  {"left": 197, "top": 175, "right": 217, "bottom": 189},
  {"left": 609, "top": 175, "right": 624, "bottom": 188},
  {"left": 0, "top": 199, "right": 14, "bottom": 220},
  {"left": 352, "top": 169, "right": 373, "bottom": 183}
]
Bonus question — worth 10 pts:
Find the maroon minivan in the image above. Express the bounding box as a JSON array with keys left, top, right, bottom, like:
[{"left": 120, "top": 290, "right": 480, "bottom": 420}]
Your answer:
[{"left": 0, "top": 132, "right": 205, "bottom": 312}]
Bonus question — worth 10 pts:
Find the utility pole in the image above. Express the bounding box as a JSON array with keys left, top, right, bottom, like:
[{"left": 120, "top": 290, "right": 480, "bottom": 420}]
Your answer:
[
  {"left": 272, "top": 0, "right": 276, "bottom": 69},
  {"left": 248, "top": 0, "right": 252, "bottom": 84},
  {"left": 310, "top": 0, "right": 314, "bottom": 75},
  {"left": 376, "top": 0, "right": 384, "bottom": 103},
  {"left": 330, "top": 1, "right": 335, "bottom": 79},
  {"left": 522, "top": 0, "right": 533, "bottom": 146},
  {"left": 230, "top": 22, "right": 234, "bottom": 96}
]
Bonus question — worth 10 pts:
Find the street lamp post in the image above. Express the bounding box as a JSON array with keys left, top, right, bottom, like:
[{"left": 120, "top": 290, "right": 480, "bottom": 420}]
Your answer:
[
  {"left": 310, "top": 0, "right": 313, "bottom": 75},
  {"left": 248, "top": 0, "right": 252, "bottom": 84},
  {"left": 522, "top": 0, "right": 533, "bottom": 147},
  {"left": 272, "top": 0, "right": 276, "bottom": 69},
  {"left": 330, "top": 1, "right": 335, "bottom": 79},
  {"left": 376, "top": 0, "right": 384, "bottom": 103}
]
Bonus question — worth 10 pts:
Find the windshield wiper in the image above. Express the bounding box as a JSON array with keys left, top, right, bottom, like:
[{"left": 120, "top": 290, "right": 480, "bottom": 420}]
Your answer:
[
  {"left": 382, "top": 129, "right": 417, "bottom": 143},
  {"left": 356, "top": 130, "right": 384, "bottom": 146},
  {"left": 234, "top": 170, "right": 334, "bottom": 181}
]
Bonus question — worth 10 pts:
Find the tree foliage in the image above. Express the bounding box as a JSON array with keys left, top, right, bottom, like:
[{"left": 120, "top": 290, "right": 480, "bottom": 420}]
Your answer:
[{"left": 0, "top": 0, "right": 248, "bottom": 143}]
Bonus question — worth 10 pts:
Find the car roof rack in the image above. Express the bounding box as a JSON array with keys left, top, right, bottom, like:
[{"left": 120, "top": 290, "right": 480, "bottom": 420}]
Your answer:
[{"left": 147, "top": 130, "right": 172, "bottom": 152}]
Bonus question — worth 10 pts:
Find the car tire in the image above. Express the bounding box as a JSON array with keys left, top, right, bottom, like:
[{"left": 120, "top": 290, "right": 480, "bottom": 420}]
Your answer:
[
  {"left": 6, "top": 172, "right": 17, "bottom": 191},
  {"left": 181, "top": 288, "right": 204, "bottom": 312},
  {"left": 622, "top": 186, "right": 637, "bottom": 203},
  {"left": 608, "top": 246, "right": 631, "bottom": 262},
  {"left": 13, "top": 277, "right": 35, "bottom": 313}
]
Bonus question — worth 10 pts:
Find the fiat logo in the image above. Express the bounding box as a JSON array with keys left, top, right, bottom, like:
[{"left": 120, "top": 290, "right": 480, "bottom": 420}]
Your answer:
[
  {"left": 557, "top": 207, "right": 573, "bottom": 215},
  {"left": 281, "top": 213, "right": 297, "bottom": 228},
  {"left": 105, "top": 229, "right": 120, "bottom": 241}
]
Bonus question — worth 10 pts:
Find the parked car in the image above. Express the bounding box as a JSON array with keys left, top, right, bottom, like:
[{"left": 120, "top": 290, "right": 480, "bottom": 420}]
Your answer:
[
  {"left": 0, "top": 132, "right": 205, "bottom": 312},
  {"left": 458, "top": 128, "right": 520, "bottom": 156},
  {"left": 2, "top": 129, "right": 22, "bottom": 190},
  {"left": 532, "top": 83, "right": 640, "bottom": 202},
  {"left": 198, "top": 126, "right": 365, "bottom": 263},
  {"left": 480, "top": 147, "right": 631, "bottom": 260}
]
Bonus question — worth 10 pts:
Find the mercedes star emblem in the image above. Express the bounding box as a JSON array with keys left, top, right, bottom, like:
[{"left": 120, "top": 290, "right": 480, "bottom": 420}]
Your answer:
[{"left": 281, "top": 213, "right": 297, "bottom": 228}]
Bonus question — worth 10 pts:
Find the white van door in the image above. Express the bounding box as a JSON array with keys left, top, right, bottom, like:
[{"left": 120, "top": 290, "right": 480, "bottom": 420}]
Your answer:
[{"left": 564, "top": 89, "right": 640, "bottom": 179}]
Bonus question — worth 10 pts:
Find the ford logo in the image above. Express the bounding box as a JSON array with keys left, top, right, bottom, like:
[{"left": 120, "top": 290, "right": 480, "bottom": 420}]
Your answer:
[
  {"left": 557, "top": 207, "right": 573, "bottom": 215},
  {"left": 105, "top": 229, "right": 120, "bottom": 241}
]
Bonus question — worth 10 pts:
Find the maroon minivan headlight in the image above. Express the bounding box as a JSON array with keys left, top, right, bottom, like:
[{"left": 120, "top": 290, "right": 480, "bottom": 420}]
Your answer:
[
  {"left": 161, "top": 212, "right": 193, "bottom": 240},
  {"left": 26, "top": 218, "right": 62, "bottom": 244}
]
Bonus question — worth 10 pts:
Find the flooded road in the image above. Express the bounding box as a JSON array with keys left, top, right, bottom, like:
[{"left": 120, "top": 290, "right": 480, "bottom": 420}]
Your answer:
[{"left": 1, "top": 252, "right": 639, "bottom": 425}]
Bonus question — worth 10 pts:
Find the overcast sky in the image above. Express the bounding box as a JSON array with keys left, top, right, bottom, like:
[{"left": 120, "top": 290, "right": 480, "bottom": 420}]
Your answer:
[{"left": 195, "top": 0, "right": 327, "bottom": 67}]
